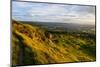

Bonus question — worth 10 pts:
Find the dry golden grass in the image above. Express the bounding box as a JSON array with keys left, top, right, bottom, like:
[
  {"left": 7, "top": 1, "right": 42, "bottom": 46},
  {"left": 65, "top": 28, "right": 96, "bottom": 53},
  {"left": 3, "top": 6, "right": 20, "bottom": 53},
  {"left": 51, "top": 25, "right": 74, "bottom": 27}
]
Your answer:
[{"left": 12, "top": 20, "right": 96, "bottom": 66}]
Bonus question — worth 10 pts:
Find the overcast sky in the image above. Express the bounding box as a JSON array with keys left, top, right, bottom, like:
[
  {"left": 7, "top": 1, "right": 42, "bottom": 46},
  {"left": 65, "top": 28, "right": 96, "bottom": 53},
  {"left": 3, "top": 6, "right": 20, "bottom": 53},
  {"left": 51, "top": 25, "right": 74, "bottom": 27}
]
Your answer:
[{"left": 12, "top": 1, "right": 95, "bottom": 25}]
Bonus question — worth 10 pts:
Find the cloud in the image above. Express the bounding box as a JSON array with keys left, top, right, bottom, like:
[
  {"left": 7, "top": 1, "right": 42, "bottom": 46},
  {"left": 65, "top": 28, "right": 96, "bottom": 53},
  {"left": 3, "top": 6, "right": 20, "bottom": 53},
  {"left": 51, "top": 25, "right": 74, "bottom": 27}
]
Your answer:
[{"left": 12, "top": 1, "right": 95, "bottom": 25}]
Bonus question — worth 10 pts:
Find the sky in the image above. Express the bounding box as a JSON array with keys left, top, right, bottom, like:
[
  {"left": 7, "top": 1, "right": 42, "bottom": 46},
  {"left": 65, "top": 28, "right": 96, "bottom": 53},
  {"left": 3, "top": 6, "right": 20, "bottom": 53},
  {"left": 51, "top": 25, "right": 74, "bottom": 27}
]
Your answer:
[{"left": 12, "top": 1, "right": 95, "bottom": 25}]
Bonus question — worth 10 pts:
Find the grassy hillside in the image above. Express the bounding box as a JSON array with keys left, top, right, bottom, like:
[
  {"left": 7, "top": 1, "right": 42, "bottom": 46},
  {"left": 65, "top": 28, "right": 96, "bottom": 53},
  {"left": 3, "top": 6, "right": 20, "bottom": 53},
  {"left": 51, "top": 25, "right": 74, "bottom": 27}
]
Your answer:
[{"left": 12, "top": 20, "right": 96, "bottom": 66}]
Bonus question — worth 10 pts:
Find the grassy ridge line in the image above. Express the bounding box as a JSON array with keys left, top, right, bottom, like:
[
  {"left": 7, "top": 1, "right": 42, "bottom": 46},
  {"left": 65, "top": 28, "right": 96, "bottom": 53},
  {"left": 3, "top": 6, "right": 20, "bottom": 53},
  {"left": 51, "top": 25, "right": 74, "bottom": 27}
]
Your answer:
[
  {"left": 12, "top": 20, "right": 96, "bottom": 66},
  {"left": 12, "top": 20, "right": 75, "bottom": 64}
]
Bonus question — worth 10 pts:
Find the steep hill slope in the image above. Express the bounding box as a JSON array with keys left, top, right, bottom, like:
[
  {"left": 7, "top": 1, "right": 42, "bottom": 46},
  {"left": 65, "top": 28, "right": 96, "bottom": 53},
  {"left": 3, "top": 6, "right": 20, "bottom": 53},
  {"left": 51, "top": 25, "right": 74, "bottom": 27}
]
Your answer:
[{"left": 12, "top": 20, "right": 96, "bottom": 66}]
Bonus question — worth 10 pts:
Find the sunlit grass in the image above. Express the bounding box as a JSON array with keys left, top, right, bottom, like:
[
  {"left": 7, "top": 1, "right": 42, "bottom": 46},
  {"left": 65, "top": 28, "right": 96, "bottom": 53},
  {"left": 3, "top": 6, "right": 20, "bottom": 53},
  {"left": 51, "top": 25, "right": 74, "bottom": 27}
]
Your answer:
[{"left": 12, "top": 20, "right": 96, "bottom": 66}]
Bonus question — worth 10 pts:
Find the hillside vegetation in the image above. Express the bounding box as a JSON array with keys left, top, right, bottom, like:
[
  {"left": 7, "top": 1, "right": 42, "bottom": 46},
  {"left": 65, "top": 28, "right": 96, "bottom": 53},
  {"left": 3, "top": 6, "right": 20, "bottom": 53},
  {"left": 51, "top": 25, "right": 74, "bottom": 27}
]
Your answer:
[{"left": 12, "top": 20, "right": 96, "bottom": 66}]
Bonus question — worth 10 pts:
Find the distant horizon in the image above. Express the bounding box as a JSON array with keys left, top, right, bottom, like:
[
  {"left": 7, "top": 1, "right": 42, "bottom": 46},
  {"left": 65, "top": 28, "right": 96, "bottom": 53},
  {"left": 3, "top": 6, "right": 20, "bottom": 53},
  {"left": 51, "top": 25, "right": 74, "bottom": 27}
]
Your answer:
[
  {"left": 12, "top": 1, "right": 95, "bottom": 25},
  {"left": 13, "top": 19, "right": 95, "bottom": 26}
]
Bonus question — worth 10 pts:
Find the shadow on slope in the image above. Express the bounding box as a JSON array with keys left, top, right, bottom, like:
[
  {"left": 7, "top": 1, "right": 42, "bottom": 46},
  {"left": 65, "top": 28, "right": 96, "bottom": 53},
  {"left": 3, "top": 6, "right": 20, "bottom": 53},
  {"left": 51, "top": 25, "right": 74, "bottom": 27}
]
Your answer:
[{"left": 12, "top": 20, "right": 96, "bottom": 66}]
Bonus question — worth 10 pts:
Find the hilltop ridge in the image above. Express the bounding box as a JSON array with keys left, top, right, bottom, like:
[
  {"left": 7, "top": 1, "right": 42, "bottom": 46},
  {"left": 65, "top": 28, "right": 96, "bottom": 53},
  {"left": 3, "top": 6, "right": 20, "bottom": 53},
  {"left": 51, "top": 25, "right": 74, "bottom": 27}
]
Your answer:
[{"left": 12, "top": 20, "right": 96, "bottom": 66}]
